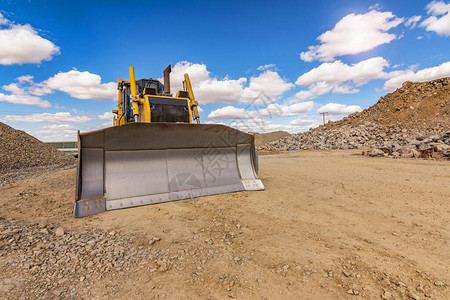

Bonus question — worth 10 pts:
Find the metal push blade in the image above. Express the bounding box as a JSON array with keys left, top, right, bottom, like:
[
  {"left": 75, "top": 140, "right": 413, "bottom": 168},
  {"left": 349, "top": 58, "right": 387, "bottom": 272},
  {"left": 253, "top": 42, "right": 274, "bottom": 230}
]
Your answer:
[{"left": 73, "top": 123, "right": 264, "bottom": 217}]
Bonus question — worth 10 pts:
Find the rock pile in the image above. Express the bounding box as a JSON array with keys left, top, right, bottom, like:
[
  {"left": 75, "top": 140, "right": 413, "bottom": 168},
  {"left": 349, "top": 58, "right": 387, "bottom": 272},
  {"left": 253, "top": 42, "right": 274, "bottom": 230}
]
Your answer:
[
  {"left": 363, "top": 131, "right": 450, "bottom": 159},
  {"left": 0, "top": 122, "right": 75, "bottom": 185},
  {"left": 261, "top": 124, "right": 412, "bottom": 151},
  {"left": 260, "top": 77, "right": 450, "bottom": 160},
  {"left": 261, "top": 125, "right": 449, "bottom": 153}
]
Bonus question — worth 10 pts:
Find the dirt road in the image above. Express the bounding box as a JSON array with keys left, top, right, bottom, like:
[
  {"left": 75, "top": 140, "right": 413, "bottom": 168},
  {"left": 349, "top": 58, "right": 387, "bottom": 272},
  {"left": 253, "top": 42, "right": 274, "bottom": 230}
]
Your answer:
[{"left": 0, "top": 150, "right": 449, "bottom": 299}]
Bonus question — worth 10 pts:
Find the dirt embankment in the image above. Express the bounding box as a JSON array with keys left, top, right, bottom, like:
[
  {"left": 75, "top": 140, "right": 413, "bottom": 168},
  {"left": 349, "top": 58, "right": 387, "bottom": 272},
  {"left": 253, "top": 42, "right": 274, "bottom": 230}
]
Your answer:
[{"left": 253, "top": 131, "right": 290, "bottom": 147}]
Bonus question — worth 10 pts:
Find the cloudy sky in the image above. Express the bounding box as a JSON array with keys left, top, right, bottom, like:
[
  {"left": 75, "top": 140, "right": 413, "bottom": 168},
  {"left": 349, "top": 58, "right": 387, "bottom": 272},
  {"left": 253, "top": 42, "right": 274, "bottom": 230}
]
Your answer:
[{"left": 0, "top": 0, "right": 449, "bottom": 141}]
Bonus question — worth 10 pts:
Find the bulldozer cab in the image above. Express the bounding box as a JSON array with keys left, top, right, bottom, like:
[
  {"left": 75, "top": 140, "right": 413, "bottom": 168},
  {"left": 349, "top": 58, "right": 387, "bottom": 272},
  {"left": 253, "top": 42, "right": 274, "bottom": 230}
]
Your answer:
[{"left": 117, "top": 78, "right": 190, "bottom": 124}]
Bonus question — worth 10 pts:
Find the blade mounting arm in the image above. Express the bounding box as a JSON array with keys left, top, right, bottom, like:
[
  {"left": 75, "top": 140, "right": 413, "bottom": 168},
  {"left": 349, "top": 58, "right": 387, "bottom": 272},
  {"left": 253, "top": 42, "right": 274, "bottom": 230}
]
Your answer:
[
  {"left": 184, "top": 73, "right": 200, "bottom": 124},
  {"left": 129, "top": 66, "right": 140, "bottom": 121}
]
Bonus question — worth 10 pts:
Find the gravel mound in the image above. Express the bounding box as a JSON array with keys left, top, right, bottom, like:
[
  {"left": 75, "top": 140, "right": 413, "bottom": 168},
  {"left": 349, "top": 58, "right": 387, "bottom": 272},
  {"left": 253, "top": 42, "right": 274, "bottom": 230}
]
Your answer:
[
  {"left": 0, "top": 122, "right": 75, "bottom": 183},
  {"left": 260, "top": 77, "right": 450, "bottom": 160}
]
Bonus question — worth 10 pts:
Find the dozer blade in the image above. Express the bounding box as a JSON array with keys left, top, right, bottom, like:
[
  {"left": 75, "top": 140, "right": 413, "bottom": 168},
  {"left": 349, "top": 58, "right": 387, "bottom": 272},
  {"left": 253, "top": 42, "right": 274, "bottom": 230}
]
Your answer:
[{"left": 73, "top": 123, "right": 264, "bottom": 217}]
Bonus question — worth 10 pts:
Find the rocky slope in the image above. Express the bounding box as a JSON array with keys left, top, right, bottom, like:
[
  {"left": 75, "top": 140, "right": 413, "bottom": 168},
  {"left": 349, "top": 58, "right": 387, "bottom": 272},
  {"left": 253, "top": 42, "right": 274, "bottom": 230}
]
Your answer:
[
  {"left": 323, "top": 77, "right": 449, "bottom": 130},
  {"left": 0, "top": 122, "right": 75, "bottom": 185},
  {"left": 260, "top": 77, "right": 450, "bottom": 159}
]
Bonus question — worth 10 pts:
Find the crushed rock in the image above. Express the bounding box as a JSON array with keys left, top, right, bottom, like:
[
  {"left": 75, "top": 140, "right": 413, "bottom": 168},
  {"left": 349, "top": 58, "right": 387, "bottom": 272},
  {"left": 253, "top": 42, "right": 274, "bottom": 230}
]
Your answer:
[{"left": 259, "top": 77, "right": 450, "bottom": 160}]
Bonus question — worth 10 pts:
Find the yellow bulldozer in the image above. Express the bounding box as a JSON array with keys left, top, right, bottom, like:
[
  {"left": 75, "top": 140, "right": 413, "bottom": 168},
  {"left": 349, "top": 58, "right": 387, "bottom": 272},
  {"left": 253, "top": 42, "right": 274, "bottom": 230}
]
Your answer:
[{"left": 73, "top": 65, "right": 264, "bottom": 217}]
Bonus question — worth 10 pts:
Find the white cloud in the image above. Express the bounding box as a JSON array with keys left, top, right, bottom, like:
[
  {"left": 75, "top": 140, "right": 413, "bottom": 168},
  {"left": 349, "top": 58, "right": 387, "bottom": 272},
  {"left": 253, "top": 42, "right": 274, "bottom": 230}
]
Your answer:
[
  {"left": 168, "top": 61, "right": 247, "bottom": 103},
  {"left": 16, "top": 75, "right": 34, "bottom": 84},
  {"left": 0, "top": 12, "right": 9, "bottom": 25},
  {"left": 1, "top": 69, "right": 116, "bottom": 105},
  {"left": 289, "top": 112, "right": 353, "bottom": 129},
  {"left": 27, "top": 82, "right": 52, "bottom": 96},
  {"left": 257, "top": 64, "right": 276, "bottom": 71},
  {"left": 195, "top": 77, "right": 248, "bottom": 103},
  {"left": 241, "top": 71, "right": 294, "bottom": 100},
  {"left": 226, "top": 115, "right": 326, "bottom": 134},
  {"left": 98, "top": 111, "right": 115, "bottom": 120},
  {"left": 405, "top": 15, "right": 422, "bottom": 29},
  {"left": 289, "top": 114, "right": 337, "bottom": 130},
  {"left": 296, "top": 57, "right": 389, "bottom": 87},
  {"left": 2, "top": 112, "right": 93, "bottom": 124},
  {"left": 167, "top": 61, "right": 293, "bottom": 104},
  {"left": 370, "top": 3, "right": 383, "bottom": 10},
  {"left": 6, "top": 70, "right": 116, "bottom": 101},
  {"left": 204, "top": 107, "right": 360, "bottom": 134},
  {"left": 420, "top": 1, "right": 450, "bottom": 36},
  {"left": 207, "top": 101, "right": 314, "bottom": 120},
  {"left": 189, "top": 110, "right": 358, "bottom": 134},
  {"left": 26, "top": 122, "right": 114, "bottom": 142},
  {"left": 26, "top": 124, "right": 78, "bottom": 142},
  {"left": 0, "top": 92, "right": 51, "bottom": 108},
  {"left": 0, "top": 13, "right": 60, "bottom": 65},
  {"left": 384, "top": 61, "right": 450, "bottom": 91},
  {"left": 207, "top": 106, "right": 249, "bottom": 120},
  {"left": 0, "top": 80, "right": 51, "bottom": 108},
  {"left": 316, "top": 103, "right": 362, "bottom": 115},
  {"left": 300, "top": 10, "right": 403, "bottom": 62},
  {"left": 295, "top": 57, "right": 389, "bottom": 100},
  {"left": 43, "top": 70, "right": 116, "bottom": 100},
  {"left": 2, "top": 82, "right": 23, "bottom": 94},
  {"left": 269, "top": 102, "right": 315, "bottom": 116},
  {"left": 168, "top": 61, "right": 211, "bottom": 91},
  {"left": 197, "top": 106, "right": 204, "bottom": 113},
  {"left": 332, "top": 84, "right": 359, "bottom": 94},
  {"left": 228, "top": 119, "right": 295, "bottom": 133},
  {"left": 288, "top": 114, "right": 321, "bottom": 126}
]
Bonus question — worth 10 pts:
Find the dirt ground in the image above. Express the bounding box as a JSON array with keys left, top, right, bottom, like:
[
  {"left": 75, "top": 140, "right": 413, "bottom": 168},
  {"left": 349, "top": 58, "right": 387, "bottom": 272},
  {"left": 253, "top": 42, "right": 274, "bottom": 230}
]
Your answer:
[{"left": 0, "top": 150, "right": 449, "bottom": 299}]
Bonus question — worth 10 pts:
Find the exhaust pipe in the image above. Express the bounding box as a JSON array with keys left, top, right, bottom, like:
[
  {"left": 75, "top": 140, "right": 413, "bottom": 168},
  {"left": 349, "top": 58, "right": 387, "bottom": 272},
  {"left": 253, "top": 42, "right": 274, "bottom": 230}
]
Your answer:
[{"left": 163, "top": 65, "right": 171, "bottom": 95}]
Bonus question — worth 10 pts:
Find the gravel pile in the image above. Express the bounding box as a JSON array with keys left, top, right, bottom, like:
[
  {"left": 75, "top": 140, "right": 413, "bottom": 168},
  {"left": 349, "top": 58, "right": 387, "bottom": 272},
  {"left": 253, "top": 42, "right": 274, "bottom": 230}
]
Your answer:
[
  {"left": 260, "top": 77, "right": 450, "bottom": 160},
  {"left": 0, "top": 218, "right": 171, "bottom": 299},
  {"left": 0, "top": 122, "right": 75, "bottom": 185}
]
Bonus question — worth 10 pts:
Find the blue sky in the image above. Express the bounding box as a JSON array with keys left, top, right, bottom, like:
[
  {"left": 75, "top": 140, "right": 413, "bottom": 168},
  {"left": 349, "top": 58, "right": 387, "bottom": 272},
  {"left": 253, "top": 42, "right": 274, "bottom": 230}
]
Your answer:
[{"left": 0, "top": 0, "right": 449, "bottom": 141}]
